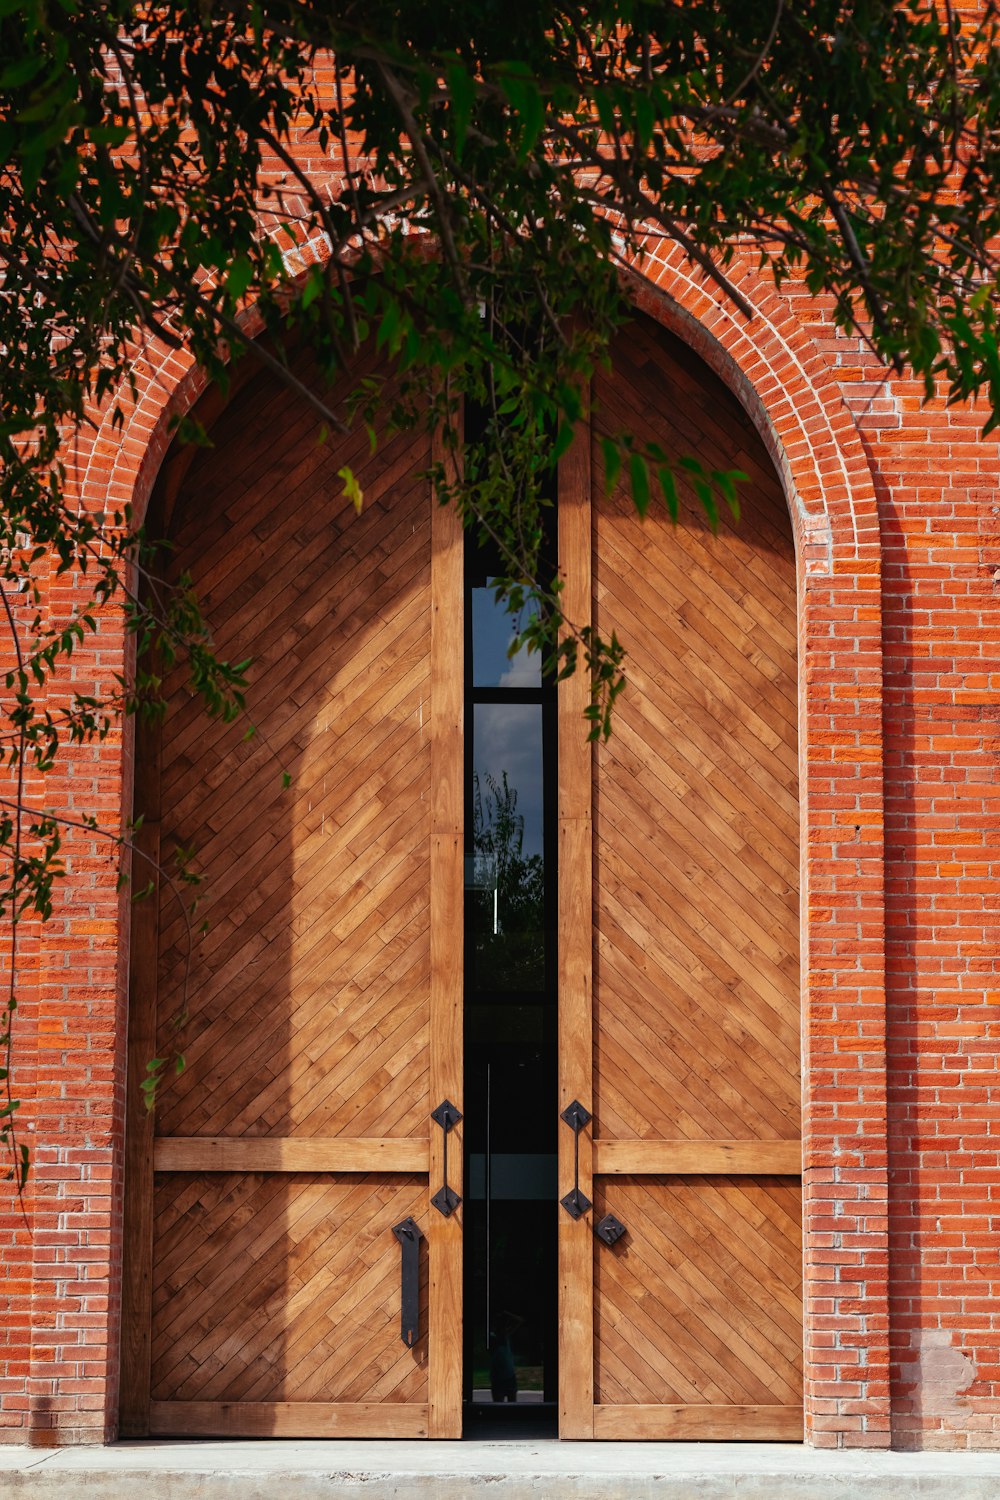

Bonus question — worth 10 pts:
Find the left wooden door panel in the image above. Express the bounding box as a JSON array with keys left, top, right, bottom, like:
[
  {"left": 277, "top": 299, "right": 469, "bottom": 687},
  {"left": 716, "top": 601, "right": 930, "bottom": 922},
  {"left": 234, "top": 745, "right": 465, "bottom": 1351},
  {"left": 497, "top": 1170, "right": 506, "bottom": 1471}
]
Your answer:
[
  {"left": 122, "top": 351, "right": 463, "bottom": 1439},
  {"left": 149, "top": 1171, "right": 430, "bottom": 1435}
]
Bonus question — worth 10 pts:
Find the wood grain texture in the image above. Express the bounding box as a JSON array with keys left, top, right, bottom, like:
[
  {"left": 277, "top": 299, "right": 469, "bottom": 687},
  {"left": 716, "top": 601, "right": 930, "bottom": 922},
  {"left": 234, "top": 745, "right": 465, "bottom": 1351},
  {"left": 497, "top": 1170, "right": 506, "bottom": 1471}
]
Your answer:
[
  {"left": 593, "top": 1139, "right": 801, "bottom": 1176},
  {"left": 154, "top": 1136, "right": 430, "bottom": 1173},
  {"left": 593, "top": 1176, "right": 803, "bottom": 1410},
  {"left": 119, "top": 709, "right": 162, "bottom": 1437},
  {"left": 583, "top": 313, "right": 803, "bottom": 1440},
  {"left": 427, "top": 420, "right": 464, "bottom": 1439},
  {"left": 557, "top": 387, "right": 595, "bottom": 1439},
  {"left": 149, "top": 1401, "right": 429, "bottom": 1438},
  {"left": 137, "top": 344, "right": 443, "bottom": 1438},
  {"left": 154, "top": 344, "right": 433, "bottom": 1143},
  {"left": 593, "top": 1404, "right": 803, "bottom": 1441},
  {"left": 151, "top": 1173, "right": 429, "bottom": 1405},
  {"left": 591, "top": 317, "right": 800, "bottom": 1149}
]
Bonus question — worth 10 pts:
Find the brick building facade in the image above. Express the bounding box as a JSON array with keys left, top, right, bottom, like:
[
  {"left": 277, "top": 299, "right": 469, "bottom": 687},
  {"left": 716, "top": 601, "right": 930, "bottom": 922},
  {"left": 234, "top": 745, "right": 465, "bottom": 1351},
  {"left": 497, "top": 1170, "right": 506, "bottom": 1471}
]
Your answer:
[{"left": 1, "top": 122, "right": 999, "bottom": 1450}]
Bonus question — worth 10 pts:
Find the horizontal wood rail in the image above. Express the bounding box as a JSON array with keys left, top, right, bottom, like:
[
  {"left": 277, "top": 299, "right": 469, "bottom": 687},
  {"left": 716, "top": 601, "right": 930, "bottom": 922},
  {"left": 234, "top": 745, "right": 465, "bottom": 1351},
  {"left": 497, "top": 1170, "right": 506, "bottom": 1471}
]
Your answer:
[
  {"left": 149, "top": 1401, "right": 429, "bottom": 1438},
  {"left": 592, "top": 1139, "right": 801, "bottom": 1175},
  {"left": 153, "top": 1136, "right": 430, "bottom": 1173},
  {"left": 592, "top": 1404, "right": 804, "bottom": 1441}
]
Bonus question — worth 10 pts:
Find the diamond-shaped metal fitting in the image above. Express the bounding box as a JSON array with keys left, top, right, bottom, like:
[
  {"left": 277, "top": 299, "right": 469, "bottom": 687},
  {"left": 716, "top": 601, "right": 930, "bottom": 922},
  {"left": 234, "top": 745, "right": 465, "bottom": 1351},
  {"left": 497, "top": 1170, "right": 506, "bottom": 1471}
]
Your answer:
[
  {"left": 431, "top": 1099, "right": 462, "bottom": 1131},
  {"left": 560, "top": 1188, "right": 592, "bottom": 1220},
  {"left": 431, "top": 1185, "right": 461, "bottom": 1218},
  {"left": 560, "top": 1099, "right": 592, "bottom": 1132},
  {"left": 595, "top": 1213, "right": 627, "bottom": 1248},
  {"left": 391, "top": 1216, "right": 423, "bottom": 1245}
]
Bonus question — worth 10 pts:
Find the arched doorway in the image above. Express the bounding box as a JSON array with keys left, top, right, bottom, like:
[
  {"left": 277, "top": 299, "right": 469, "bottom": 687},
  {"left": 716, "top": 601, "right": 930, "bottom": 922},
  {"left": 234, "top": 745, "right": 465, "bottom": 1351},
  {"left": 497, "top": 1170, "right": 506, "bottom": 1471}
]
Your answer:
[{"left": 121, "top": 310, "right": 800, "bottom": 1441}]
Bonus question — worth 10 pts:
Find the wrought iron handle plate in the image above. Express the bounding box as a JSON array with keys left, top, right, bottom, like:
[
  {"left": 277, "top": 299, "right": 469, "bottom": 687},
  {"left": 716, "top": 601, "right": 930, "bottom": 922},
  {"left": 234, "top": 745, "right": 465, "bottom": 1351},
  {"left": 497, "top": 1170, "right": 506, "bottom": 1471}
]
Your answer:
[
  {"left": 391, "top": 1217, "right": 423, "bottom": 1347},
  {"left": 430, "top": 1098, "right": 462, "bottom": 1217},
  {"left": 595, "top": 1212, "right": 627, "bottom": 1248},
  {"left": 560, "top": 1098, "right": 592, "bottom": 1219}
]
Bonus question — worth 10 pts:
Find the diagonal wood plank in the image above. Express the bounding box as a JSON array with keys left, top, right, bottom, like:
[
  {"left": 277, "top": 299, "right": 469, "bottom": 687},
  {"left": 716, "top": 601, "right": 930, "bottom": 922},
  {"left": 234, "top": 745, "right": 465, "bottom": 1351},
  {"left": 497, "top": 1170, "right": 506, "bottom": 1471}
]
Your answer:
[
  {"left": 141, "top": 339, "right": 450, "bottom": 1439},
  {"left": 588, "top": 311, "right": 802, "bottom": 1437},
  {"left": 151, "top": 1173, "right": 428, "bottom": 1404}
]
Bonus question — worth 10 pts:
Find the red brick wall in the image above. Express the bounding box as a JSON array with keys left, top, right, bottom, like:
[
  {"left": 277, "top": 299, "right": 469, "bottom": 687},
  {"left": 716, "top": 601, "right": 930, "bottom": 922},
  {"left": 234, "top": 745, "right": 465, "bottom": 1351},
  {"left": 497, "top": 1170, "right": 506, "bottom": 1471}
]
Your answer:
[
  {"left": 2, "top": 131, "right": 999, "bottom": 1452},
  {"left": 873, "top": 387, "right": 1000, "bottom": 1450},
  {"left": 780, "top": 277, "right": 1000, "bottom": 1447}
]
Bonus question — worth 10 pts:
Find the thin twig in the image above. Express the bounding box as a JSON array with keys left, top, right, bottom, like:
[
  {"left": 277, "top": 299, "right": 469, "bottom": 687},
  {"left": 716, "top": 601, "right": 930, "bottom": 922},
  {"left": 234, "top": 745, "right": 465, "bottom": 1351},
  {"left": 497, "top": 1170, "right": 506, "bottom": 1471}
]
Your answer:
[{"left": 0, "top": 578, "right": 31, "bottom": 1212}]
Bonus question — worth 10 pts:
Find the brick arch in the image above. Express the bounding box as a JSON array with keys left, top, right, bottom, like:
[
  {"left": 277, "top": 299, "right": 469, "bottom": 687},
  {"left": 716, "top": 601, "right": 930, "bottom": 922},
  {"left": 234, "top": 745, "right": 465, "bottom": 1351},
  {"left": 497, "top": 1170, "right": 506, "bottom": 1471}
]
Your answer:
[
  {"left": 626, "top": 246, "right": 881, "bottom": 574},
  {"left": 87, "top": 304, "right": 270, "bottom": 532},
  {"left": 72, "top": 252, "right": 890, "bottom": 1451},
  {"left": 91, "top": 244, "right": 881, "bottom": 572}
]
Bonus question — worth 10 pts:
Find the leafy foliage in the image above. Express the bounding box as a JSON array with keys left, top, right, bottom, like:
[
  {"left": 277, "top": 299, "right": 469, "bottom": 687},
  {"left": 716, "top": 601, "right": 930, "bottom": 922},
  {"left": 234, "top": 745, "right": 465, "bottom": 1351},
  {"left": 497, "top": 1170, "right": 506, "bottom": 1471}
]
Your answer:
[{"left": 1, "top": 0, "right": 998, "bottom": 1179}]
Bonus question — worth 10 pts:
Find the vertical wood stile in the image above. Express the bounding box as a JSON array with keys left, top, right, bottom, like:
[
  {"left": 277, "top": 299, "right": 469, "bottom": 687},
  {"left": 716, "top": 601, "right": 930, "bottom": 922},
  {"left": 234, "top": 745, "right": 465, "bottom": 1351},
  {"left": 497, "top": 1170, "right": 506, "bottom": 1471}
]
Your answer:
[
  {"left": 119, "top": 710, "right": 161, "bottom": 1436},
  {"left": 428, "top": 421, "right": 464, "bottom": 1438},
  {"left": 557, "top": 382, "right": 595, "bottom": 1438}
]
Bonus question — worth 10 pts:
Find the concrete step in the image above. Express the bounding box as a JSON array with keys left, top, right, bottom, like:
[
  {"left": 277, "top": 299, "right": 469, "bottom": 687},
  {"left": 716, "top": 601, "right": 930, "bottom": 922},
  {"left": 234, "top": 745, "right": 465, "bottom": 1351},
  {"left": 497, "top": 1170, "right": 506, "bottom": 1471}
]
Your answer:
[{"left": 3, "top": 1439, "right": 1000, "bottom": 1499}]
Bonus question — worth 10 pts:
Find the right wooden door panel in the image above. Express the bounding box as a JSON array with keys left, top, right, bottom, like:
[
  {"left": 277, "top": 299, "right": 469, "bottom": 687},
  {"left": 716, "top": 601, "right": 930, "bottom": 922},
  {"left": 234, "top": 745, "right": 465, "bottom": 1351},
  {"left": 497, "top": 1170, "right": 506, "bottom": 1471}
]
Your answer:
[
  {"left": 559, "top": 313, "right": 803, "bottom": 1441},
  {"left": 591, "top": 1174, "right": 802, "bottom": 1438}
]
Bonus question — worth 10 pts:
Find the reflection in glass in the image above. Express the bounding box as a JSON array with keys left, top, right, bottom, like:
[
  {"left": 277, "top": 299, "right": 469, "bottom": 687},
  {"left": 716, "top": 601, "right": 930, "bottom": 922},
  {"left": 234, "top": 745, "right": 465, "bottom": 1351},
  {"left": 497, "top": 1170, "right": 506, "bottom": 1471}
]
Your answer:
[
  {"left": 465, "top": 1040, "right": 556, "bottom": 1404},
  {"left": 470, "top": 705, "right": 545, "bottom": 993},
  {"left": 472, "top": 583, "right": 541, "bottom": 688}
]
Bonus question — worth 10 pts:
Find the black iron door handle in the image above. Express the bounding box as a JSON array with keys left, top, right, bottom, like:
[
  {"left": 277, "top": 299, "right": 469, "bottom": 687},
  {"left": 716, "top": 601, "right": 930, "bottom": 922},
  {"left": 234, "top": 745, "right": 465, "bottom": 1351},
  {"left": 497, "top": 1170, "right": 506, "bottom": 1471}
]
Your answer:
[
  {"left": 595, "top": 1212, "right": 627, "bottom": 1247},
  {"left": 560, "top": 1098, "right": 592, "bottom": 1219},
  {"left": 391, "top": 1217, "right": 423, "bottom": 1347},
  {"left": 430, "top": 1098, "right": 462, "bottom": 1217}
]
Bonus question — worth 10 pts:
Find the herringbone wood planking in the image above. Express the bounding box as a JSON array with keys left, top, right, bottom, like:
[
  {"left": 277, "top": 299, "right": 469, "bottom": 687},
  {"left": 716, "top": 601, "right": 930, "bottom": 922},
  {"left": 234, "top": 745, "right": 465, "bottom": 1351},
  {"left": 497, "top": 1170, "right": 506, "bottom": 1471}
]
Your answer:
[
  {"left": 593, "top": 1176, "right": 802, "bottom": 1407},
  {"left": 586, "top": 313, "right": 802, "bottom": 1430},
  {"left": 150, "top": 1173, "right": 428, "bottom": 1404},
  {"left": 592, "top": 317, "right": 800, "bottom": 1147},
  {"left": 134, "top": 343, "right": 452, "bottom": 1436},
  {"left": 153, "top": 348, "right": 432, "bottom": 1142}
]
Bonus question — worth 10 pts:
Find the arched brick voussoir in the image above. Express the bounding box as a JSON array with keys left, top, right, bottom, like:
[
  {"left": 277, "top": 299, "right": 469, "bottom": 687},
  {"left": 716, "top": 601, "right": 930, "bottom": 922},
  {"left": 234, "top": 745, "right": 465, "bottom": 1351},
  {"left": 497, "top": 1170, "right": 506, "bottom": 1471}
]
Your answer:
[
  {"left": 624, "top": 240, "right": 882, "bottom": 580},
  {"left": 77, "top": 220, "right": 337, "bottom": 527},
  {"left": 80, "top": 229, "right": 439, "bottom": 529},
  {"left": 78, "top": 303, "right": 271, "bottom": 532},
  {"left": 83, "top": 235, "right": 881, "bottom": 585}
]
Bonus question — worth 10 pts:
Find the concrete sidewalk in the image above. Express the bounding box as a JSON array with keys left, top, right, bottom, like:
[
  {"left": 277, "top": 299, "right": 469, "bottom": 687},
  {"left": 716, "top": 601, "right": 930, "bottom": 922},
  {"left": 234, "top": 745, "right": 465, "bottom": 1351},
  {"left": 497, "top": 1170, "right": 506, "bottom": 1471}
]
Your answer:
[{"left": 4, "top": 1440, "right": 1000, "bottom": 1499}]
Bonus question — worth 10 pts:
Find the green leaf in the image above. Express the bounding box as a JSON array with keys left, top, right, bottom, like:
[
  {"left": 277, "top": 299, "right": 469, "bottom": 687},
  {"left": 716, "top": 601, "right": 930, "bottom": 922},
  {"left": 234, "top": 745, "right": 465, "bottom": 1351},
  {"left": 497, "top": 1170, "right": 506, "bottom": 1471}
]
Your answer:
[
  {"left": 601, "top": 437, "right": 622, "bottom": 494},
  {"left": 629, "top": 452, "right": 650, "bottom": 518},
  {"left": 634, "top": 90, "right": 656, "bottom": 148},
  {"left": 594, "top": 89, "right": 617, "bottom": 136},
  {"left": 714, "top": 468, "right": 746, "bottom": 522},
  {"left": 552, "top": 421, "right": 575, "bottom": 464},
  {"left": 338, "top": 465, "right": 363, "bottom": 515},
  {"left": 226, "top": 253, "right": 254, "bottom": 304},
  {"left": 502, "top": 65, "right": 544, "bottom": 161},
  {"left": 447, "top": 61, "right": 475, "bottom": 160},
  {"left": 300, "top": 265, "right": 324, "bottom": 310},
  {"left": 657, "top": 466, "right": 679, "bottom": 522},
  {"left": 376, "top": 298, "right": 401, "bottom": 353},
  {"left": 0, "top": 52, "right": 47, "bottom": 89}
]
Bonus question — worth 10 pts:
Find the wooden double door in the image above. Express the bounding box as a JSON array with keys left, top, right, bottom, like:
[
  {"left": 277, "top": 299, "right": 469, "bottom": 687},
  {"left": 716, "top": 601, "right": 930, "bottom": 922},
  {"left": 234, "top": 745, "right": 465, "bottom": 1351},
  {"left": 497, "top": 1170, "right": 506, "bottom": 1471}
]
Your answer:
[{"left": 123, "top": 317, "right": 802, "bottom": 1441}]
